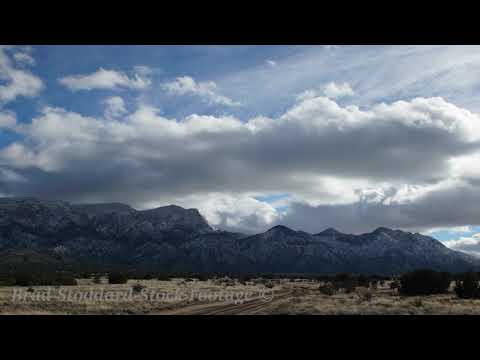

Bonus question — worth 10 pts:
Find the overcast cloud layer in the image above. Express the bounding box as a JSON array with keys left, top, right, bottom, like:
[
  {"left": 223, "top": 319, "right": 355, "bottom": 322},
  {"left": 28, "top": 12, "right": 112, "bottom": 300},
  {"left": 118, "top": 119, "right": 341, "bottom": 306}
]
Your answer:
[{"left": 1, "top": 45, "right": 480, "bottom": 255}]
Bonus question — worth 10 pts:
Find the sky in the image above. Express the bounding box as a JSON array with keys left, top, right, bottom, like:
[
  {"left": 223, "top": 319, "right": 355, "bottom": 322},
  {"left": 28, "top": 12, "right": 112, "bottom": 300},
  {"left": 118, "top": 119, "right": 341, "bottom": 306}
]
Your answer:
[{"left": 2, "top": 45, "right": 480, "bottom": 255}]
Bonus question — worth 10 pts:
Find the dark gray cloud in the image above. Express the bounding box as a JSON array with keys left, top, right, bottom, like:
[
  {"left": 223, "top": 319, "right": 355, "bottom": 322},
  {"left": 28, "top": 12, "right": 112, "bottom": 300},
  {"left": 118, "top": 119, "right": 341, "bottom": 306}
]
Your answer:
[{"left": 279, "top": 180, "right": 480, "bottom": 234}]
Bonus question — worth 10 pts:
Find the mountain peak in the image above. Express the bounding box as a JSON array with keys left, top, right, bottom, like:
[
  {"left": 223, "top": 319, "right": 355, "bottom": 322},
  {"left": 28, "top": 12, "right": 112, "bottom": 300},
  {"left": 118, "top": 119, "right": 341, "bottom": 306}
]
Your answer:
[
  {"left": 373, "top": 227, "right": 395, "bottom": 234},
  {"left": 140, "top": 204, "right": 213, "bottom": 233},
  {"left": 316, "top": 227, "right": 343, "bottom": 236},
  {"left": 74, "top": 202, "right": 134, "bottom": 216},
  {"left": 266, "top": 225, "right": 296, "bottom": 234},
  {"left": 148, "top": 204, "right": 185, "bottom": 211}
]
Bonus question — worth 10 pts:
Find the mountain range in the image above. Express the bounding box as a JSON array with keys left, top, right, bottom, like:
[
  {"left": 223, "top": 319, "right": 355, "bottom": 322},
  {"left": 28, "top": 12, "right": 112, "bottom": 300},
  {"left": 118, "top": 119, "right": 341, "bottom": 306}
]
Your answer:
[{"left": 0, "top": 197, "right": 477, "bottom": 275}]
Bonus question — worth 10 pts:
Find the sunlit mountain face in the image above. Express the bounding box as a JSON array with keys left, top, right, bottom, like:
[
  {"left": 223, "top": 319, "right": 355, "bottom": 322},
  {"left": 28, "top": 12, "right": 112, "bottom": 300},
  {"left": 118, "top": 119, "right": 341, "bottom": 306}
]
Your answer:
[{"left": 2, "top": 45, "right": 480, "bottom": 255}]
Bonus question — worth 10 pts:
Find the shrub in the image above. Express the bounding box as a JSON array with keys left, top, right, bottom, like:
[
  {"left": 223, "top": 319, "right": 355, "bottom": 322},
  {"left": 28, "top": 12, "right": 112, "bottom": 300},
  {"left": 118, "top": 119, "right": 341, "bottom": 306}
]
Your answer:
[
  {"left": 334, "top": 273, "right": 352, "bottom": 283},
  {"left": 132, "top": 283, "right": 145, "bottom": 294},
  {"left": 265, "top": 281, "right": 274, "bottom": 289},
  {"left": 412, "top": 298, "right": 423, "bottom": 307},
  {"left": 194, "top": 274, "right": 209, "bottom": 282},
  {"left": 399, "top": 269, "right": 451, "bottom": 296},
  {"left": 55, "top": 274, "right": 77, "bottom": 286},
  {"left": 343, "top": 280, "right": 356, "bottom": 294},
  {"left": 390, "top": 280, "right": 401, "bottom": 291},
  {"left": 238, "top": 275, "right": 252, "bottom": 283},
  {"left": 0, "top": 276, "right": 16, "bottom": 286},
  {"left": 318, "top": 283, "right": 336, "bottom": 296},
  {"left": 333, "top": 273, "right": 357, "bottom": 293},
  {"left": 157, "top": 274, "right": 172, "bottom": 281},
  {"left": 357, "top": 275, "right": 370, "bottom": 288},
  {"left": 9, "top": 272, "right": 77, "bottom": 286},
  {"left": 454, "top": 272, "right": 480, "bottom": 299},
  {"left": 108, "top": 273, "right": 128, "bottom": 284},
  {"left": 358, "top": 288, "right": 373, "bottom": 302},
  {"left": 14, "top": 273, "right": 40, "bottom": 286},
  {"left": 93, "top": 275, "right": 102, "bottom": 284}
]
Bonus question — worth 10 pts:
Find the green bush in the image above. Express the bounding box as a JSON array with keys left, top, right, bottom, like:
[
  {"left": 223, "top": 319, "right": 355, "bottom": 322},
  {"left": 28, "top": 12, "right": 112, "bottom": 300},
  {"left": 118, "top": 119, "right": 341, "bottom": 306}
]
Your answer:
[
  {"left": 0, "top": 275, "right": 17, "bottom": 286},
  {"left": 454, "top": 272, "right": 480, "bottom": 299},
  {"left": 108, "top": 273, "right": 128, "bottom": 284},
  {"left": 157, "top": 273, "right": 172, "bottom": 281},
  {"left": 318, "top": 283, "right": 336, "bottom": 296},
  {"left": 8, "top": 272, "right": 77, "bottom": 286},
  {"left": 333, "top": 273, "right": 357, "bottom": 292},
  {"left": 399, "top": 269, "right": 451, "bottom": 296},
  {"left": 55, "top": 274, "right": 77, "bottom": 286},
  {"left": 390, "top": 280, "right": 400, "bottom": 291},
  {"left": 132, "top": 283, "right": 145, "bottom": 294},
  {"left": 357, "top": 275, "right": 370, "bottom": 288}
]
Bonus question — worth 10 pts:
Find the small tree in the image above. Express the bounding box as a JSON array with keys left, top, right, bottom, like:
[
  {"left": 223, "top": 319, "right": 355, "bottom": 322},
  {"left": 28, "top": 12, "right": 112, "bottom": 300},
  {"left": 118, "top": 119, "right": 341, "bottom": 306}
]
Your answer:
[
  {"left": 332, "top": 273, "right": 357, "bottom": 292},
  {"left": 132, "top": 283, "right": 145, "bottom": 294},
  {"left": 157, "top": 273, "right": 172, "bottom": 281},
  {"left": 399, "top": 269, "right": 451, "bottom": 296},
  {"left": 390, "top": 280, "right": 401, "bottom": 291},
  {"left": 357, "top": 275, "right": 369, "bottom": 288},
  {"left": 108, "top": 273, "right": 128, "bottom": 284},
  {"left": 454, "top": 272, "right": 480, "bottom": 299},
  {"left": 318, "top": 283, "right": 336, "bottom": 296},
  {"left": 55, "top": 274, "right": 77, "bottom": 286}
]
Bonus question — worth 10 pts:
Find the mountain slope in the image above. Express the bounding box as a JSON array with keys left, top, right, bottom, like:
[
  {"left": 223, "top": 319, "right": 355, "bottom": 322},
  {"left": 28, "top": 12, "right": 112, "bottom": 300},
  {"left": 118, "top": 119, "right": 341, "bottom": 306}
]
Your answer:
[{"left": 0, "top": 197, "right": 477, "bottom": 274}]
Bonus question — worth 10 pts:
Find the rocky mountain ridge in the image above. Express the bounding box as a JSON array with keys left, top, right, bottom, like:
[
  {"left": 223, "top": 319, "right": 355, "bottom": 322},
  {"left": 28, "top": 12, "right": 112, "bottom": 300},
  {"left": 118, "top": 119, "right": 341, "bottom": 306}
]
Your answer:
[{"left": 0, "top": 197, "right": 477, "bottom": 275}]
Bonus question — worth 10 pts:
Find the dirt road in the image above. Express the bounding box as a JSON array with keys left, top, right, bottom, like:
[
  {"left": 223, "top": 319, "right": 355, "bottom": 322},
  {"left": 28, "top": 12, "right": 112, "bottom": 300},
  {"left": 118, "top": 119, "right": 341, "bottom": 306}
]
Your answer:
[{"left": 160, "top": 290, "right": 292, "bottom": 315}]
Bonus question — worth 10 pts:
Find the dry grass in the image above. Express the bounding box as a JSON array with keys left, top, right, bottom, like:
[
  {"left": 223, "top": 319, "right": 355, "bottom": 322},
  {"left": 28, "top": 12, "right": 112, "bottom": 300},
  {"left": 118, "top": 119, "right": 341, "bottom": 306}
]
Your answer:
[
  {"left": 0, "top": 277, "right": 274, "bottom": 315},
  {"left": 269, "top": 281, "right": 480, "bottom": 315},
  {"left": 2, "top": 279, "right": 480, "bottom": 315}
]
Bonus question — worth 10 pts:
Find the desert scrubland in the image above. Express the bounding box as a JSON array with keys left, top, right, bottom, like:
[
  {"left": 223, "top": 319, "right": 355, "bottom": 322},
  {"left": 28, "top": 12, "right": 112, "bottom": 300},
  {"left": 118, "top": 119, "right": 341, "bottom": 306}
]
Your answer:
[{"left": 1, "top": 277, "right": 480, "bottom": 315}]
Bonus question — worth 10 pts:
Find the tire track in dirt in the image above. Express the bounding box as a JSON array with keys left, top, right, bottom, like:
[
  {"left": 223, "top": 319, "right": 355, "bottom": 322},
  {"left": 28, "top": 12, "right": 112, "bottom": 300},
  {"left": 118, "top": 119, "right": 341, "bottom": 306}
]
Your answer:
[{"left": 161, "top": 290, "right": 292, "bottom": 315}]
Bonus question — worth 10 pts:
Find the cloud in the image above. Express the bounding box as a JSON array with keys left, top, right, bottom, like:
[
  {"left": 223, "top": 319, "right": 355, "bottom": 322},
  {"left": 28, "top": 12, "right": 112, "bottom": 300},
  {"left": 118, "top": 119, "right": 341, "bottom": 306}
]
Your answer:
[
  {"left": 59, "top": 67, "right": 151, "bottom": 91},
  {"left": 425, "top": 226, "right": 472, "bottom": 235},
  {"left": 103, "top": 96, "right": 127, "bottom": 119},
  {"left": 266, "top": 60, "right": 277, "bottom": 67},
  {"left": 142, "top": 193, "right": 279, "bottom": 234},
  {"left": 277, "top": 179, "right": 480, "bottom": 234},
  {"left": 443, "top": 233, "right": 480, "bottom": 256},
  {"left": 296, "top": 82, "right": 354, "bottom": 102},
  {"left": 324, "top": 45, "right": 340, "bottom": 50},
  {"left": 0, "top": 46, "right": 43, "bottom": 104},
  {"left": 0, "top": 111, "right": 16, "bottom": 128},
  {"left": 162, "top": 76, "right": 240, "bottom": 107},
  {"left": 13, "top": 52, "right": 35, "bottom": 66},
  {"left": 2, "top": 95, "right": 480, "bottom": 234},
  {"left": 323, "top": 82, "right": 355, "bottom": 98}
]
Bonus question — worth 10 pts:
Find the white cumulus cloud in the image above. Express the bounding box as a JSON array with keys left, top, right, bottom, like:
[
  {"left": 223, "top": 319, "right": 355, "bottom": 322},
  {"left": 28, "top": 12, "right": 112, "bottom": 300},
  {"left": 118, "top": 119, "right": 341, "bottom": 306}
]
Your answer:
[
  {"left": 323, "top": 82, "right": 355, "bottom": 99},
  {"left": 103, "top": 96, "right": 127, "bottom": 119},
  {"left": 2, "top": 94, "right": 480, "bottom": 234},
  {"left": 296, "top": 82, "right": 354, "bottom": 102},
  {"left": 13, "top": 52, "right": 35, "bottom": 66},
  {"left": 0, "top": 111, "right": 17, "bottom": 128},
  {"left": 59, "top": 67, "right": 151, "bottom": 91},
  {"left": 0, "top": 46, "right": 43, "bottom": 104},
  {"left": 162, "top": 76, "right": 240, "bottom": 107}
]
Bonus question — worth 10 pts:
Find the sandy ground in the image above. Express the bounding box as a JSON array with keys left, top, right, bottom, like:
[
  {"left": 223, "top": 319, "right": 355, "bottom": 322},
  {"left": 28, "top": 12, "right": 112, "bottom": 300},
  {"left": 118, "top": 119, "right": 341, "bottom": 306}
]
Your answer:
[{"left": 2, "top": 278, "right": 480, "bottom": 315}]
